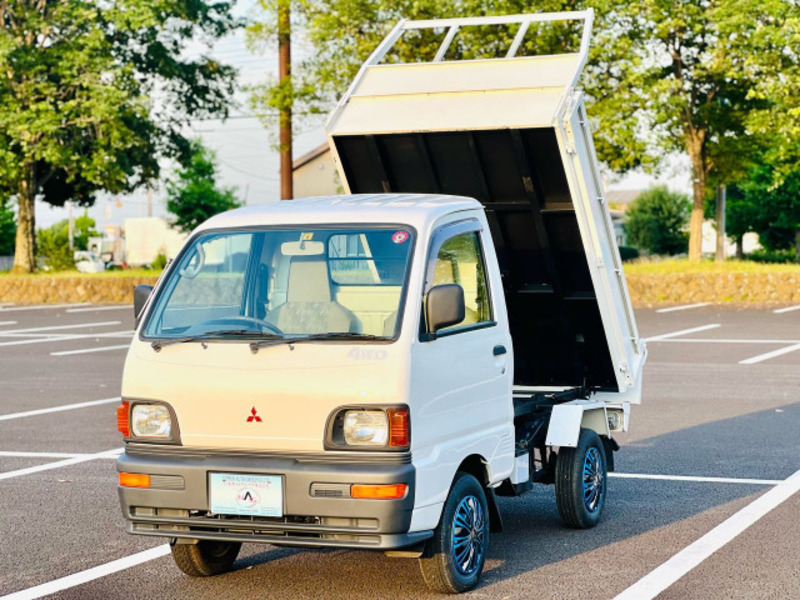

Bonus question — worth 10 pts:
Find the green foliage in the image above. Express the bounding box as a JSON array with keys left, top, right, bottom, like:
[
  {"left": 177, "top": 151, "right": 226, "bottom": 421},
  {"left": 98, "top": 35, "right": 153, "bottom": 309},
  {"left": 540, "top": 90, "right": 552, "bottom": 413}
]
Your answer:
[
  {"left": 1, "top": 0, "right": 240, "bottom": 271},
  {"left": 625, "top": 187, "right": 690, "bottom": 256},
  {"left": 36, "top": 224, "right": 75, "bottom": 271},
  {"left": 167, "top": 140, "right": 240, "bottom": 233},
  {"left": 618, "top": 246, "right": 640, "bottom": 262},
  {"left": 39, "top": 216, "right": 99, "bottom": 252},
  {"left": 0, "top": 198, "right": 15, "bottom": 255},
  {"left": 152, "top": 251, "right": 168, "bottom": 270},
  {"left": 248, "top": 1, "right": 800, "bottom": 260},
  {"left": 715, "top": 166, "right": 800, "bottom": 252},
  {"left": 745, "top": 248, "right": 798, "bottom": 264}
]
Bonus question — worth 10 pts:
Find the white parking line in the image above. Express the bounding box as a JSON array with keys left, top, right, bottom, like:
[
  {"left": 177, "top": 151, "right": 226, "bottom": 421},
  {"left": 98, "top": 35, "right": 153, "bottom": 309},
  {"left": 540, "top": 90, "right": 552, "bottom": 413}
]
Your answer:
[
  {"left": 0, "top": 303, "right": 90, "bottom": 312},
  {"left": 657, "top": 338, "right": 800, "bottom": 345},
  {"left": 51, "top": 344, "right": 131, "bottom": 356},
  {"left": 0, "top": 448, "right": 122, "bottom": 481},
  {"left": 613, "top": 469, "right": 800, "bottom": 600},
  {"left": 656, "top": 302, "right": 712, "bottom": 313},
  {"left": 0, "top": 330, "right": 131, "bottom": 348},
  {"left": 66, "top": 305, "right": 128, "bottom": 313},
  {"left": 739, "top": 342, "right": 800, "bottom": 365},
  {"left": 773, "top": 305, "right": 800, "bottom": 314},
  {"left": 609, "top": 472, "right": 781, "bottom": 486},
  {"left": 644, "top": 324, "right": 721, "bottom": 342},
  {"left": 0, "top": 397, "right": 121, "bottom": 422},
  {"left": 0, "top": 451, "right": 113, "bottom": 459},
  {"left": 0, "top": 544, "right": 171, "bottom": 600},
  {"left": 0, "top": 321, "right": 121, "bottom": 335}
]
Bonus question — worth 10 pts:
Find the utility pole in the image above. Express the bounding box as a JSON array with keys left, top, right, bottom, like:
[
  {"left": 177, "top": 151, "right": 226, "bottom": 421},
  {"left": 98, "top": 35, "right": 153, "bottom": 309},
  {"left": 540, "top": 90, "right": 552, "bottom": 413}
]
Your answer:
[
  {"left": 278, "top": 0, "right": 293, "bottom": 200},
  {"left": 146, "top": 185, "right": 153, "bottom": 217},
  {"left": 715, "top": 184, "right": 726, "bottom": 262}
]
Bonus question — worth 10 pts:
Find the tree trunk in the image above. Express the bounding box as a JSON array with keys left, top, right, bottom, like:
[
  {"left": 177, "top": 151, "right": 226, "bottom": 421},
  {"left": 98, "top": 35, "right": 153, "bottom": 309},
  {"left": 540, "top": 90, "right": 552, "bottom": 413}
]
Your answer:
[
  {"left": 686, "top": 131, "right": 707, "bottom": 261},
  {"left": 736, "top": 236, "right": 744, "bottom": 259},
  {"left": 11, "top": 162, "right": 36, "bottom": 274}
]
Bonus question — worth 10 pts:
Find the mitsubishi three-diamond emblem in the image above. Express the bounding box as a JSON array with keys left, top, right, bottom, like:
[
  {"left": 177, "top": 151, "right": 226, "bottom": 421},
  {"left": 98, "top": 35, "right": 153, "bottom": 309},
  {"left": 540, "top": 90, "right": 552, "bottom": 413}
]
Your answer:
[{"left": 246, "top": 407, "right": 262, "bottom": 423}]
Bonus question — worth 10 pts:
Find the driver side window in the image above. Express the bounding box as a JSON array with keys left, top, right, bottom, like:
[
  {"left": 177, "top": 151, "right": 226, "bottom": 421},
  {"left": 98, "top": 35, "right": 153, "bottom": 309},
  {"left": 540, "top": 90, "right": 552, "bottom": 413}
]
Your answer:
[{"left": 431, "top": 232, "right": 492, "bottom": 333}]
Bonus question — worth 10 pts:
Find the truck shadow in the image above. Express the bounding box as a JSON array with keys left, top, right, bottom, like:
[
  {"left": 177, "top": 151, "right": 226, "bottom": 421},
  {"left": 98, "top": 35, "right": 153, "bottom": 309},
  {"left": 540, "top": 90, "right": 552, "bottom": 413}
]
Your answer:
[{"left": 169, "top": 401, "right": 798, "bottom": 599}]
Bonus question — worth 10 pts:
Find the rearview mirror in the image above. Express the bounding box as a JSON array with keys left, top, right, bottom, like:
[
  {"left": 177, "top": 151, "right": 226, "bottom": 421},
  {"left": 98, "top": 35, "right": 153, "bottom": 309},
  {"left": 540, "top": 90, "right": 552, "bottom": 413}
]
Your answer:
[
  {"left": 426, "top": 284, "right": 465, "bottom": 337},
  {"left": 134, "top": 284, "right": 153, "bottom": 328}
]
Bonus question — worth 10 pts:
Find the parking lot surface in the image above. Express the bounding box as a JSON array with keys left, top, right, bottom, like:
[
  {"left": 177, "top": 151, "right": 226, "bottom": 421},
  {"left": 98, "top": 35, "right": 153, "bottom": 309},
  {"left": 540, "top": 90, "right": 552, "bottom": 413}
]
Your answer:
[{"left": 0, "top": 303, "right": 798, "bottom": 599}]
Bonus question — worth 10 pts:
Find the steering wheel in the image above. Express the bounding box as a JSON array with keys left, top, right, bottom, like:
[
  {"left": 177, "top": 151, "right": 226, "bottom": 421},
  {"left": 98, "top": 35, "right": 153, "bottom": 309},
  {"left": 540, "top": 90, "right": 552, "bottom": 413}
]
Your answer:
[
  {"left": 189, "top": 316, "right": 285, "bottom": 336},
  {"left": 179, "top": 244, "right": 205, "bottom": 279}
]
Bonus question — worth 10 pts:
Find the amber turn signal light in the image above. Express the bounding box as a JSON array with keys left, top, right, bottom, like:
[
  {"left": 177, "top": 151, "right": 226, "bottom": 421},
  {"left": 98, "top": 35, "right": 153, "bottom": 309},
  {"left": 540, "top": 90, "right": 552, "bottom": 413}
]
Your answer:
[
  {"left": 117, "top": 401, "right": 130, "bottom": 437},
  {"left": 351, "top": 483, "right": 407, "bottom": 499},
  {"left": 387, "top": 408, "right": 409, "bottom": 447},
  {"left": 119, "top": 472, "right": 151, "bottom": 488}
]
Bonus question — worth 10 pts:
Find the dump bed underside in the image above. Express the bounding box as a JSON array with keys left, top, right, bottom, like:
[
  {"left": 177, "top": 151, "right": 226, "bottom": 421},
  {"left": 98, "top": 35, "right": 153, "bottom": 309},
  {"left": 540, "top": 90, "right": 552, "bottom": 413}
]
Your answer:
[{"left": 333, "top": 129, "right": 616, "bottom": 390}]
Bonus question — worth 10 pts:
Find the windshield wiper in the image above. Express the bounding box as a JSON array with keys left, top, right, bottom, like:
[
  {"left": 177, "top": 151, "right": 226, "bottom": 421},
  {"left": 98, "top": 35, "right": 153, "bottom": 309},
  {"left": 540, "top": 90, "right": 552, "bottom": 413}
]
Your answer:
[
  {"left": 151, "top": 330, "right": 283, "bottom": 352},
  {"left": 248, "top": 332, "right": 387, "bottom": 354}
]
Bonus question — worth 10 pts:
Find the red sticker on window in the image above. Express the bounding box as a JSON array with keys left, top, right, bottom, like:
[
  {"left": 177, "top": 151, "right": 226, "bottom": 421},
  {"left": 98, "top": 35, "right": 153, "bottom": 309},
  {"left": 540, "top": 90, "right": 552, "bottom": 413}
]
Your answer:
[{"left": 392, "top": 231, "right": 409, "bottom": 244}]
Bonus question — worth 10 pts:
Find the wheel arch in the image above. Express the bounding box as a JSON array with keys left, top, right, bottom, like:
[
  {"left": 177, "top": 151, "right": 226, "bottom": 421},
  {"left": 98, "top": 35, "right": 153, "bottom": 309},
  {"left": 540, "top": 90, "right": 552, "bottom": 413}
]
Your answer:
[{"left": 454, "top": 454, "right": 503, "bottom": 533}]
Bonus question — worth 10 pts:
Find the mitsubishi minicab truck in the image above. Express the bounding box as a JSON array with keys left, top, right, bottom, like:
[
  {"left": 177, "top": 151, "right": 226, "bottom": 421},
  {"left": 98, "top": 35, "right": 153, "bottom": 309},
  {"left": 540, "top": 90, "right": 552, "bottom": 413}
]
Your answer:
[{"left": 116, "top": 10, "right": 645, "bottom": 593}]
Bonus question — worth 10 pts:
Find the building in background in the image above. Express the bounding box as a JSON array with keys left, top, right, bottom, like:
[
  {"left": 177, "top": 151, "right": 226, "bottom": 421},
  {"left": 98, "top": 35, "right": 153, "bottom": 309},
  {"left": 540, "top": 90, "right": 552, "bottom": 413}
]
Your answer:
[
  {"left": 292, "top": 144, "right": 341, "bottom": 198},
  {"left": 123, "top": 217, "right": 186, "bottom": 266}
]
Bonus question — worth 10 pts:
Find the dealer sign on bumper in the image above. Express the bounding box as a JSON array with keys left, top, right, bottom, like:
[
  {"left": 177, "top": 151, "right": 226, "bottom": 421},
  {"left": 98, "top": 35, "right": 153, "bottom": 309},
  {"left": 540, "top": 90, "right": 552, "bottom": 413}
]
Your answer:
[{"left": 209, "top": 473, "right": 283, "bottom": 517}]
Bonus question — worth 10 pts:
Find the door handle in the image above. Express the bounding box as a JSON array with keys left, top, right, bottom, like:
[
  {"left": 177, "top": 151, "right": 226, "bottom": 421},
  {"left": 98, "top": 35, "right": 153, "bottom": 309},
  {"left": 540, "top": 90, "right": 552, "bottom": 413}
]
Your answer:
[{"left": 493, "top": 345, "right": 507, "bottom": 356}]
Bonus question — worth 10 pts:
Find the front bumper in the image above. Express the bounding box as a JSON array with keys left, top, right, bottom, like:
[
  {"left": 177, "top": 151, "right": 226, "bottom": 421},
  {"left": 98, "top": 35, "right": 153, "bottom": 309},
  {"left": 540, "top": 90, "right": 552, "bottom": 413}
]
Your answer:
[{"left": 117, "top": 446, "right": 430, "bottom": 550}]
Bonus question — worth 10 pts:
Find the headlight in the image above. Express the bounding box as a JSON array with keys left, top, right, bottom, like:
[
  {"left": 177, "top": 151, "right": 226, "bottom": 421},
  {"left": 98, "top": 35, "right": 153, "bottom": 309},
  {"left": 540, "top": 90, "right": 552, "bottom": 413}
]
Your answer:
[
  {"left": 343, "top": 410, "right": 388, "bottom": 446},
  {"left": 131, "top": 404, "right": 172, "bottom": 439}
]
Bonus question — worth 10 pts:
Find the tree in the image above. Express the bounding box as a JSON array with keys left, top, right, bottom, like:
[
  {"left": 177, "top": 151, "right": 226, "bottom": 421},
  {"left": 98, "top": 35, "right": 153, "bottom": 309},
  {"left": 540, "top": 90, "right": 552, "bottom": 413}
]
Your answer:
[
  {"left": 249, "top": 1, "right": 799, "bottom": 262},
  {"left": 0, "top": 1, "right": 239, "bottom": 273},
  {"left": 0, "top": 199, "right": 15, "bottom": 256},
  {"left": 625, "top": 187, "right": 690, "bottom": 256},
  {"left": 36, "top": 222, "right": 74, "bottom": 271},
  {"left": 722, "top": 166, "right": 800, "bottom": 256},
  {"left": 166, "top": 141, "right": 240, "bottom": 233}
]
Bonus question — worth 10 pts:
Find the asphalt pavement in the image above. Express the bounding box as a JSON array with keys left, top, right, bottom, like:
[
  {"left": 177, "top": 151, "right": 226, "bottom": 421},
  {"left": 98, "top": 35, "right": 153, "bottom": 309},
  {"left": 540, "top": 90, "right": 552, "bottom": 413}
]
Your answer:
[{"left": 0, "top": 302, "right": 798, "bottom": 599}]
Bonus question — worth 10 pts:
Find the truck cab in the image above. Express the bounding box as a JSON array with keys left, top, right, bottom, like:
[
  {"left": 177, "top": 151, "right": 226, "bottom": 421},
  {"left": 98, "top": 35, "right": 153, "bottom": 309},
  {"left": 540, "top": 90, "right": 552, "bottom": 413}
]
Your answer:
[{"left": 117, "top": 10, "right": 645, "bottom": 594}]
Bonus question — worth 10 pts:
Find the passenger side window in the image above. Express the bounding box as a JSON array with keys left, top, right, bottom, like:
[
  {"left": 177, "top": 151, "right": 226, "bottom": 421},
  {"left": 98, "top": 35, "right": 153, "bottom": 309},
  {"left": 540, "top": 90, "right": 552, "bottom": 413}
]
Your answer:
[{"left": 431, "top": 232, "right": 492, "bottom": 332}]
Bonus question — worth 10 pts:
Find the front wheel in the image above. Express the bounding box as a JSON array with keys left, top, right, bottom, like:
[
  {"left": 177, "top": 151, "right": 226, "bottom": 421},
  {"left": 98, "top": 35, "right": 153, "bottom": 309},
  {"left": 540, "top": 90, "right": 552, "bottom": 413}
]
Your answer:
[
  {"left": 555, "top": 428, "right": 607, "bottom": 529},
  {"left": 170, "top": 539, "right": 241, "bottom": 577},
  {"left": 419, "top": 472, "right": 489, "bottom": 594}
]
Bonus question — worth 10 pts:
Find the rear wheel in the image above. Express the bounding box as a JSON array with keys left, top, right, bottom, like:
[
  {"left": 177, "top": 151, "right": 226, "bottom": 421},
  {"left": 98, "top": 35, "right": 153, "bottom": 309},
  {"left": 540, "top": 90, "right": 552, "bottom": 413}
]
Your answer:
[
  {"left": 419, "top": 472, "right": 488, "bottom": 594},
  {"left": 170, "top": 539, "right": 242, "bottom": 577},
  {"left": 555, "top": 428, "right": 607, "bottom": 529}
]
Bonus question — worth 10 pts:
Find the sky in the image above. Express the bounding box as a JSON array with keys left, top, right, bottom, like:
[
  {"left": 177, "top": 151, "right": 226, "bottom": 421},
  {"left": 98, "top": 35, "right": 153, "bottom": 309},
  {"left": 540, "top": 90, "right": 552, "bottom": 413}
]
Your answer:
[{"left": 35, "top": 1, "right": 691, "bottom": 231}]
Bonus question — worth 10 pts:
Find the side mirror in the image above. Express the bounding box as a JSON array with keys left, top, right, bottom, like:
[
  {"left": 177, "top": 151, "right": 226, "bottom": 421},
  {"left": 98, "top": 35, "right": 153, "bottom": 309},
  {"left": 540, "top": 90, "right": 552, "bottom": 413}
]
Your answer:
[
  {"left": 134, "top": 285, "right": 154, "bottom": 329},
  {"left": 426, "top": 284, "right": 465, "bottom": 336}
]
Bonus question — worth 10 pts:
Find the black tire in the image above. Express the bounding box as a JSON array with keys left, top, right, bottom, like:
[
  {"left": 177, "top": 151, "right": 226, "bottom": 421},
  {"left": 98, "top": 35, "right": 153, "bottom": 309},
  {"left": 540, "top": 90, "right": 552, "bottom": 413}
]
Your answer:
[
  {"left": 170, "top": 539, "right": 242, "bottom": 577},
  {"left": 419, "top": 472, "right": 489, "bottom": 594},
  {"left": 555, "top": 428, "right": 607, "bottom": 529}
]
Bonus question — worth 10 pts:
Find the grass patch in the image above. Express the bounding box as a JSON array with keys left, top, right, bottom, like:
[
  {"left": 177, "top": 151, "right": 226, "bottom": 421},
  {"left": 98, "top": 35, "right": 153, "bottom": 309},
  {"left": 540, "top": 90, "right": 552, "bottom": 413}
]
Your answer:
[
  {"left": 624, "top": 258, "right": 800, "bottom": 275},
  {"left": 0, "top": 269, "right": 160, "bottom": 278}
]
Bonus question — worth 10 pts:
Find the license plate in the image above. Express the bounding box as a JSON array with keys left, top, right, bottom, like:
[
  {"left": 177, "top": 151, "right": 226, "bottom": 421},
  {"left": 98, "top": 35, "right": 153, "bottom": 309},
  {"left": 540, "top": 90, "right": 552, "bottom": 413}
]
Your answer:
[{"left": 209, "top": 473, "right": 283, "bottom": 517}]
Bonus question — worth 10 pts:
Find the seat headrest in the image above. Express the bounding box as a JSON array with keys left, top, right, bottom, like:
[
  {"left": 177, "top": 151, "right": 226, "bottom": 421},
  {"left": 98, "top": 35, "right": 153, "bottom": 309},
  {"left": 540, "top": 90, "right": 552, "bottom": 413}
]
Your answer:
[{"left": 287, "top": 256, "right": 332, "bottom": 303}]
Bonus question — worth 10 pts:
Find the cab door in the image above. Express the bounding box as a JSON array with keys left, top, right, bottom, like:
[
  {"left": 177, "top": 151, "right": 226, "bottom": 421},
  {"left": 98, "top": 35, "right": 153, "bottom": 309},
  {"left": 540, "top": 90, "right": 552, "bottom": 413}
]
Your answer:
[{"left": 410, "top": 218, "right": 514, "bottom": 526}]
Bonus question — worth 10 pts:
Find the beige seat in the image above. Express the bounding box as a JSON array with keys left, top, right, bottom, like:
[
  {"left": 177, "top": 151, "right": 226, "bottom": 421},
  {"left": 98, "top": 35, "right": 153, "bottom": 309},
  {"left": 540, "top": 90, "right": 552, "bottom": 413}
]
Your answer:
[{"left": 267, "top": 256, "right": 360, "bottom": 334}]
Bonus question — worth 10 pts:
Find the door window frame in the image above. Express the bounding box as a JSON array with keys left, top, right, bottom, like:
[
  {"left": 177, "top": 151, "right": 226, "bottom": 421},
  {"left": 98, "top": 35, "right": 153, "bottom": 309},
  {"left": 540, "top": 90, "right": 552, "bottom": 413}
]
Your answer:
[{"left": 420, "top": 219, "right": 496, "bottom": 341}]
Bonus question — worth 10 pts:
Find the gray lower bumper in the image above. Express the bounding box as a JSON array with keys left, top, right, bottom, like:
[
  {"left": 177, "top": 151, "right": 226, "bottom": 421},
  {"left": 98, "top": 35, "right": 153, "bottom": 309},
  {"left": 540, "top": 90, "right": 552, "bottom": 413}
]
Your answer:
[{"left": 117, "top": 448, "right": 429, "bottom": 550}]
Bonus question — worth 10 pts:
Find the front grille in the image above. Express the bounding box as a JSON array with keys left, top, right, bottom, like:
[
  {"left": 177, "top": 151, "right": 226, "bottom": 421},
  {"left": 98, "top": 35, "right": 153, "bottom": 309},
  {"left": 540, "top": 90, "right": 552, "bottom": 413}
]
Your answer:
[{"left": 130, "top": 506, "right": 379, "bottom": 541}]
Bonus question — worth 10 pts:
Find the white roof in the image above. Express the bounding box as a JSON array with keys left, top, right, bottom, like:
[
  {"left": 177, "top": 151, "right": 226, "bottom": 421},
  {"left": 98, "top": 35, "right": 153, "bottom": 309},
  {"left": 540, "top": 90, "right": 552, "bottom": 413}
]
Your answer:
[{"left": 196, "top": 194, "right": 481, "bottom": 233}]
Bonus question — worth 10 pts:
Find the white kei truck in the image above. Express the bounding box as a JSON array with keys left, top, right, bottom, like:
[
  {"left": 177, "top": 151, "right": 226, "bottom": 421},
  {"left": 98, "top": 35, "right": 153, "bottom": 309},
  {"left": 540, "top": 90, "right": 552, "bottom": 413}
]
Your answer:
[{"left": 116, "top": 10, "right": 646, "bottom": 594}]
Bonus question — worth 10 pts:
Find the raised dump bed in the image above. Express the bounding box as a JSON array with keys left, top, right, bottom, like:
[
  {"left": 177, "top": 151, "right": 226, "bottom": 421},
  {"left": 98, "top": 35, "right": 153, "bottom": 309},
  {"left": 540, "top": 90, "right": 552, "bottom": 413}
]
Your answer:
[{"left": 326, "top": 10, "right": 645, "bottom": 402}]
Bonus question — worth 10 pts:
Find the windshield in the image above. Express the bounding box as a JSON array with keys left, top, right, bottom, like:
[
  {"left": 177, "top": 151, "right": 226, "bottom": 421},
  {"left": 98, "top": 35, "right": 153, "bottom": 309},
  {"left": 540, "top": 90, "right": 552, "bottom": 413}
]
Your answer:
[{"left": 142, "top": 226, "right": 415, "bottom": 341}]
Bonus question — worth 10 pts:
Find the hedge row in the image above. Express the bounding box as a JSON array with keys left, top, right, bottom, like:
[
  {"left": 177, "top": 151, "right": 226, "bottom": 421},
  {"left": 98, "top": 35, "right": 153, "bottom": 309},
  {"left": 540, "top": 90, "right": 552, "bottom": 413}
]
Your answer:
[{"left": 0, "top": 272, "right": 798, "bottom": 307}]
